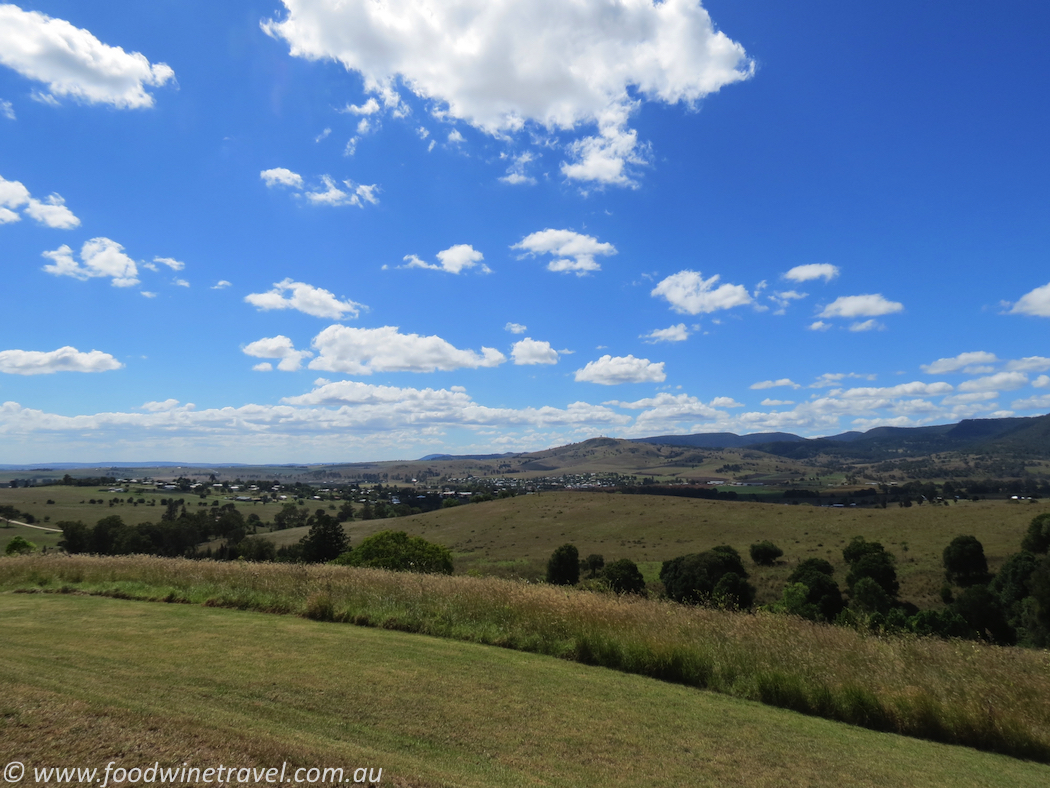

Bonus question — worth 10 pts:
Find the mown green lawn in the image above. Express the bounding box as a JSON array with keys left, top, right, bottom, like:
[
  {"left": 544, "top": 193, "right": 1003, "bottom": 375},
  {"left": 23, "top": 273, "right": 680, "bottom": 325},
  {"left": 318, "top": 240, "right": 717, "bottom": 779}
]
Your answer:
[{"left": 3, "top": 593, "right": 1049, "bottom": 788}]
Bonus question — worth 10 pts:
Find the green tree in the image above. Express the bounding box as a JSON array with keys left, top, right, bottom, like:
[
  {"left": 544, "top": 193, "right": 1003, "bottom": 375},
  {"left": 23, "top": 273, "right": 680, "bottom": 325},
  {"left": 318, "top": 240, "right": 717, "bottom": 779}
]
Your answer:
[
  {"left": 583, "top": 553, "right": 605, "bottom": 578},
  {"left": 57, "top": 520, "right": 91, "bottom": 553},
  {"left": 660, "top": 548, "right": 754, "bottom": 609},
  {"left": 4, "top": 535, "right": 36, "bottom": 555},
  {"left": 334, "top": 530, "right": 452, "bottom": 574},
  {"left": 298, "top": 510, "right": 349, "bottom": 563},
  {"left": 1020, "top": 513, "right": 1050, "bottom": 554},
  {"left": 749, "top": 540, "right": 783, "bottom": 566},
  {"left": 238, "top": 535, "right": 277, "bottom": 562},
  {"left": 782, "top": 559, "right": 844, "bottom": 622},
  {"left": 952, "top": 585, "right": 1015, "bottom": 645},
  {"left": 601, "top": 558, "right": 646, "bottom": 595},
  {"left": 943, "top": 535, "right": 992, "bottom": 588},
  {"left": 546, "top": 543, "right": 580, "bottom": 586}
]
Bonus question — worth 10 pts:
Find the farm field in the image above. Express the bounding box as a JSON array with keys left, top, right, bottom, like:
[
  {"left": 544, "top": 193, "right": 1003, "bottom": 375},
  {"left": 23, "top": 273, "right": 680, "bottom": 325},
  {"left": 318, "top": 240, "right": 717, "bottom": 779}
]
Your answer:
[
  {"left": 263, "top": 491, "right": 1049, "bottom": 607},
  {"left": 3, "top": 591, "right": 1050, "bottom": 788},
  {"left": 0, "top": 484, "right": 290, "bottom": 530}
]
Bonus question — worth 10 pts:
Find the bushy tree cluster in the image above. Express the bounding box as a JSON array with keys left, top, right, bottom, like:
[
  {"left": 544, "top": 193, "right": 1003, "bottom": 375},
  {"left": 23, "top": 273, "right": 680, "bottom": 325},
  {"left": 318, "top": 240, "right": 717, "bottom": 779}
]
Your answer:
[
  {"left": 660, "top": 546, "right": 755, "bottom": 609},
  {"left": 332, "top": 530, "right": 453, "bottom": 574}
]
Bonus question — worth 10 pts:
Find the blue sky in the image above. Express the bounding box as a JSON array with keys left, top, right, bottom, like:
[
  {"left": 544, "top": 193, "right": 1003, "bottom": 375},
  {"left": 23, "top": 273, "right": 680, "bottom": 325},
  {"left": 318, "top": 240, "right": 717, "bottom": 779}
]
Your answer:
[{"left": 1, "top": 0, "right": 1049, "bottom": 463}]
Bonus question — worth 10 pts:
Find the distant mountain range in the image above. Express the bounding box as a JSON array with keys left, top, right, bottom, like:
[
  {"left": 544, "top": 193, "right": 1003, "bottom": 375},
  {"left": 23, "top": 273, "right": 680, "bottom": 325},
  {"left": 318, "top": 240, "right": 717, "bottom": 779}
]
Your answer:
[{"left": 631, "top": 413, "right": 1050, "bottom": 462}]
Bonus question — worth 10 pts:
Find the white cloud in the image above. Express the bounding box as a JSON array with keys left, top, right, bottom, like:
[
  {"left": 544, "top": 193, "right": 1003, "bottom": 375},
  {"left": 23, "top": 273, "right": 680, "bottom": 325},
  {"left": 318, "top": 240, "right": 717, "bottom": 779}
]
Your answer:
[
  {"left": 0, "top": 5, "right": 174, "bottom": 108},
  {"left": 173, "top": 278, "right": 190, "bottom": 288},
  {"left": 304, "top": 175, "right": 379, "bottom": 207},
  {"left": 807, "top": 320, "right": 830, "bottom": 331},
  {"left": 402, "top": 244, "right": 490, "bottom": 274},
  {"left": 41, "top": 237, "right": 139, "bottom": 287},
  {"left": 561, "top": 115, "right": 649, "bottom": 187},
  {"left": 512, "top": 228, "right": 616, "bottom": 276},
  {"left": 23, "top": 195, "right": 79, "bottom": 228},
  {"left": 0, "top": 346, "right": 122, "bottom": 375},
  {"left": 260, "top": 167, "right": 304, "bottom": 189},
  {"left": 1008, "top": 282, "right": 1050, "bottom": 317},
  {"left": 642, "top": 324, "right": 690, "bottom": 343},
  {"left": 1034, "top": 375, "right": 1050, "bottom": 389},
  {"left": 810, "top": 372, "right": 876, "bottom": 388},
  {"left": 819, "top": 294, "right": 904, "bottom": 319},
  {"left": 253, "top": 363, "right": 273, "bottom": 372},
  {"left": 212, "top": 280, "right": 231, "bottom": 290},
  {"left": 1006, "top": 356, "right": 1050, "bottom": 373},
  {"left": 343, "top": 97, "right": 380, "bottom": 115},
  {"left": 0, "top": 99, "right": 13, "bottom": 119},
  {"left": 245, "top": 279, "right": 364, "bottom": 320},
  {"left": 921, "top": 351, "right": 999, "bottom": 375},
  {"left": 1012, "top": 394, "right": 1050, "bottom": 411},
  {"left": 710, "top": 397, "right": 743, "bottom": 408},
  {"left": 243, "top": 335, "right": 313, "bottom": 372},
  {"left": 849, "top": 319, "right": 882, "bottom": 332},
  {"left": 575, "top": 354, "right": 665, "bottom": 385},
  {"left": 140, "top": 291, "right": 156, "bottom": 298},
  {"left": 958, "top": 372, "right": 1029, "bottom": 393},
  {"left": 651, "top": 270, "right": 751, "bottom": 315},
  {"left": 139, "top": 399, "right": 187, "bottom": 413},
  {"left": 0, "top": 175, "right": 79, "bottom": 228},
  {"left": 784, "top": 263, "right": 839, "bottom": 283},
  {"left": 761, "top": 399, "right": 794, "bottom": 406},
  {"left": 768, "top": 290, "right": 807, "bottom": 314},
  {"left": 511, "top": 338, "right": 559, "bottom": 366},
  {"left": 750, "top": 379, "right": 800, "bottom": 390},
  {"left": 447, "top": 129, "right": 465, "bottom": 145},
  {"left": 309, "top": 325, "right": 506, "bottom": 374},
  {"left": 505, "top": 322, "right": 527, "bottom": 334},
  {"left": 262, "top": 0, "right": 752, "bottom": 187},
  {"left": 499, "top": 152, "right": 536, "bottom": 185},
  {"left": 153, "top": 256, "right": 185, "bottom": 271},
  {"left": 315, "top": 127, "right": 332, "bottom": 142}
]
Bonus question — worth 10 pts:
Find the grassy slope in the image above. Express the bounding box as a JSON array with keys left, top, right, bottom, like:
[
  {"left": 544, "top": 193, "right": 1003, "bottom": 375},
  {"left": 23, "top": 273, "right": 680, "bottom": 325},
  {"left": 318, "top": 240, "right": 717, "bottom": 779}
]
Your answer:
[
  {"left": 3, "top": 593, "right": 1049, "bottom": 788},
  {"left": 266, "top": 492, "right": 1049, "bottom": 606}
]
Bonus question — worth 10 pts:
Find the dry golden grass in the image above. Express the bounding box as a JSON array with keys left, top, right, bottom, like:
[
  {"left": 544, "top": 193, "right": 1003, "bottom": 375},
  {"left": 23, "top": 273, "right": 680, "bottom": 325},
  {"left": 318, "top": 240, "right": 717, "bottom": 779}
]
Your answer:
[{"left": 3, "top": 553, "right": 1049, "bottom": 762}]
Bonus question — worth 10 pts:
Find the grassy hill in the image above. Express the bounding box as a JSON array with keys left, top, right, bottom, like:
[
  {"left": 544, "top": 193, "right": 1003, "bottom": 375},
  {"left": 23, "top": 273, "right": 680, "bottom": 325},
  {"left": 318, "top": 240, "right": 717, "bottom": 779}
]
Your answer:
[
  {"left": 4, "top": 591, "right": 1050, "bottom": 787},
  {"left": 264, "top": 492, "right": 1048, "bottom": 608}
]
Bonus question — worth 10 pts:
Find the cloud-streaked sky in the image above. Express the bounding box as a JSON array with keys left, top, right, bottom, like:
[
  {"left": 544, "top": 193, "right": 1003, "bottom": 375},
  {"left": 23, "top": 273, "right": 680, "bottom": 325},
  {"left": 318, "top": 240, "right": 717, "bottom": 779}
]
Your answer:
[{"left": 2, "top": 0, "right": 1049, "bottom": 463}]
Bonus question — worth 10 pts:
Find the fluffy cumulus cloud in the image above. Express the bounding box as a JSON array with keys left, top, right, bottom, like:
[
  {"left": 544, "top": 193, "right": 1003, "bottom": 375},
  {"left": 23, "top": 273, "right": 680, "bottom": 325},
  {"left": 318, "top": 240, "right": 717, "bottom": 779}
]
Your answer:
[
  {"left": 512, "top": 229, "right": 616, "bottom": 275},
  {"left": 0, "top": 174, "right": 79, "bottom": 228},
  {"left": 309, "top": 325, "right": 506, "bottom": 374},
  {"left": 921, "top": 351, "right": 999, "bottom": 375},
  {"left": 511, "top": 338, "right": 559, "bottom": 365},
  {"left": 642, "top": 324, "right": 690, "bottom": 343},
  {"left": 260, "top": 167, "right": 304, "bottom": 189},
  {"left": 784, "top": 263, "right": 839, "bottom": 283},
  {"left": 575, "top": 354, "right": 665, "bottom": 385},
  {"left": 41, "top": 237, "right": 139, "bottom": 286},
  {"left": 819, "top": 294, "right": 904, "bottom": 319},
  {"left": 504, "top": 322, "right": 527, "bottom": 334},
  {"left": 0, "top": 346, "right": 122, "bottom": 375},
  {"left": 245, "top": 279, "right": 363, "bottom": 320},
  {"left": 402, "top": 244, "right": 490, "bottom": 274},
  {"left": 1006, "top": 357, "right": 1050, "bottom": 373},
  {"left": 262, "top": 0, "right": 752, "bottom": 186},
  {"left": 0, "top": 5, "right": 174, "bottom": 108},
  {"left": 1008, "top": 281, "right": 1050, "bottom": 317},
  {"left": 651, "top": 270, "right": 751, "bottom": 315},
  {"left": 958, "top": 372, "right": 1029, "bottom": 393},
  {"left": 242, "top": 335, "right": 313, "bottom": 372}
]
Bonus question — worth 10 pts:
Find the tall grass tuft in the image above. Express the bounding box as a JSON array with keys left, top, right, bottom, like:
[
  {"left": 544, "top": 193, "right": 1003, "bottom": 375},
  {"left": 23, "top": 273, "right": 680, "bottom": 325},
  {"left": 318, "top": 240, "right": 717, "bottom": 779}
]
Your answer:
[{"left": 3, "top": 553, "right": 1050, "bottom": 762}]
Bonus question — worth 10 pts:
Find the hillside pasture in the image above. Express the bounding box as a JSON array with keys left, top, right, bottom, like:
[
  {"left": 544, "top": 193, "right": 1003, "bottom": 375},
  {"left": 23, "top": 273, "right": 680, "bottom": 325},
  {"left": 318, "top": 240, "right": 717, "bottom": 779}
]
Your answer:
[
  {"left": 264, "top": 492, "right": 1047, "bottom": 607},
  {"left": 6, "top": 592, "right": 1049, "bottom": 787}
]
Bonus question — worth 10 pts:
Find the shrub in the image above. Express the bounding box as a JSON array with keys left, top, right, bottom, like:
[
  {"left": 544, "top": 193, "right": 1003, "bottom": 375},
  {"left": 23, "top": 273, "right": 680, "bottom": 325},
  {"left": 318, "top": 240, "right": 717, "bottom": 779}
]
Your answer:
[
  {"left": 601, "top": 558, "right": 646, "bottom": 595},
  {"left": 952, "top": 584, "right": 1015, "bottom": 645},
  {"left": 546, "top": 543, "right": 579, "bottom": 586},
  {"left": 749, "top": 540, "right": 783, "bottom": 566},
  {"left": 943, "top": 535, "right": 991, "bottom": 588},
  {"left": 334, "top": 530, "right": 453, "bottom": 574},
  {"left": 238, "top": 535, "right": 278, "bottom": 563},
  {"left": 845, "top": 550, "right": 899, "bottom": 598},
  {"left": 583, "top": 553, "right": 605, "bottom": 578}
]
